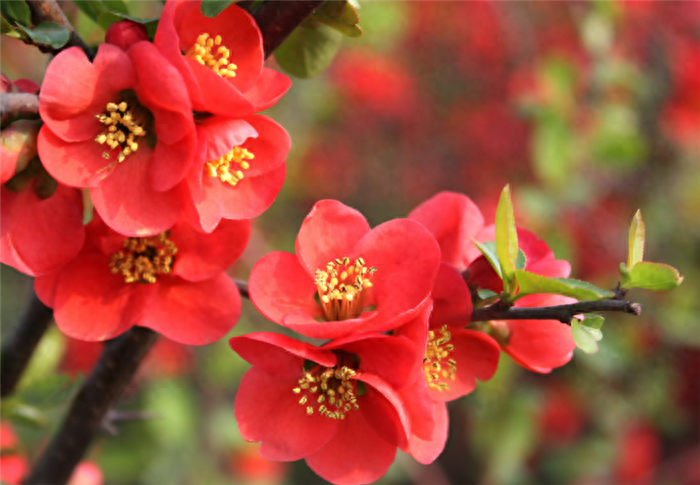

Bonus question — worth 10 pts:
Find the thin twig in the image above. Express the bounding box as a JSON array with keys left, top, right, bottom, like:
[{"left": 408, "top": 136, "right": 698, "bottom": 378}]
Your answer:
[
  {"left": 234, "top": 279, "right": 249, "bottom": 299},
  {"left": 25, "top": 327, "right": 158, "bottom": 485},
  {"left": 0, "top": 93, "right": 39, "bottom": 119},
  {"left": 471, "top": 299, "right": 641, "bottom": 325},
  {"left": 252, "top": 0, "right": 326, "bottom": 59},
  {"left": 25, "top": 0, "right": 93, "bottom": 58},
  {"left": 0, "top": 290, "right": 53, "bottom": 398}
]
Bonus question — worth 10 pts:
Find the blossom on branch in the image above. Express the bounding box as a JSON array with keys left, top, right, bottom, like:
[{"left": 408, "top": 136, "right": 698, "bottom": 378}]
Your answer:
[
  {"left": 249, "top": 200, "right": 442, "bottom": 339},
  {"left": 34, "top": 213, "right": 249, "bottom": 344}
]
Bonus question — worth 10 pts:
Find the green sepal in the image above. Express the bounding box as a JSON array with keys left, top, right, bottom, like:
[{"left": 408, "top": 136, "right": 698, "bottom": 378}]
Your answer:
[
  {"left": 14, "top": 374, "right": 83, "bottom": 410},
  {"left": 514, "top": 269, "right": 615, "bottom": 301},
  {"left": 627, "top": 209, "right": 645, "bottom": 268},
  {"left": 495, "top": 185, "right": 518, "bottom": 294},
  {"left": 200, "top": 0, "right": 236, "bottom": 18},
  {"left": 1, "top": 0, "right": 31, "bottom": 28},
  {"left": 17, "top": 22, "right": 70, "bottom": 49},
  {"left": 313, "top": 1, "right": 363, "bottom": 38},
  {"left": 620, "top": 261, "right": 684, "bottom": 290},
  {"left": 275, "top": 18, "right": 343, "bottom": 78}
]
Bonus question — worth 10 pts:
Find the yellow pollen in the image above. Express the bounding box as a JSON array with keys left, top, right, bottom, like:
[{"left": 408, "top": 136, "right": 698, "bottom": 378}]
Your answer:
[
  {"left": 94, "top": 100, "right": 146, "bottom": 163},
  {"left": 293, "top": 366, "right": 359, "bottom": 420},
  {"left": 186, "top": 33, "right": 237, "bottom": 78},
  {"left": 109, "top": 232, "right": 177, "bottom": 284},
  {"left": 204, "top": 146, "right": 254, "bottom": 186},
  {"left": 423, "top": 325, "right": 457, "bottom": 392},
  {"left": 314, "top": 256, "right": 376, "bottom": 321}
]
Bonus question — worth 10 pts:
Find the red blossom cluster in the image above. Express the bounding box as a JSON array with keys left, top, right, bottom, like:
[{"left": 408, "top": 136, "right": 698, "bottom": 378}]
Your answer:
[
  {"left": 1, "top": 1, "right": 291, "bottom": 345},
  {"left": 230, "top": 193, "right": 575, "bottom": 484}
]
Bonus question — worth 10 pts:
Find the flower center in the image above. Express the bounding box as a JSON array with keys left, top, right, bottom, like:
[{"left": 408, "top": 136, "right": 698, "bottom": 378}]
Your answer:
[
  {"left": 109, "top": 232, "right": 177, "bottom": 284},
  {"left": 314, "top": 257, "right": 376, "bottom": 321},
  {"left": 204, "top": 146, "right": 254, "bottom": 186},
  {"left": 186, "top": 33, "right": 237, "bottom": 78},
  {"left": 423, "top": 325, "right": 457, "bottom": 392},
  {"left": 95, "top": 101, "right": 146, "bottom": 163},
  {"left": 293, "top": 365, "right": 359, "bottom": 420}
]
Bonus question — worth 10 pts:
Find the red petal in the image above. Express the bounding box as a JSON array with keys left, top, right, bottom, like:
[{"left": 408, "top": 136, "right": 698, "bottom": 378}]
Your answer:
[
  {"left": 246, "top": 67, "right": 292, "bottom": 112},
  {"left": 200, "top": 117, "right": 258, "bottom": 161},
  {"left": 171, "top": 218, "right": 250, "bottom": 282},
  {"left": 235, "top": 367, "right": 337, "bottom": 461},
  {"left": 229, "top": 332, "right": 335, "bottom": 377},
  {"left": 408, "top": 192, "right": 485, "bottom": 270},
  {"left": 399, "top": 377, "right": 436, "bottom": 442},
  {"left": 295, "top": 200, "right": 370, "bottom": 275},
  {"left": 248, "top": 251, "right": 322, "bottom": 325},
  {"left": 432, "top": 262, "right": 472, "bottom": 325},
  {"left": 528, "top": 258, "right": 571, "bottom": 278},
  {"left": 408, "top": 401, "right": 449, "bottom": 465},
  {"left": 141, "top": 274, "right": 240, "bottom": 345},
  {"left": 89, "top": 148, "right": 180, "bottom": 237},
  {"left": 150, "top": 131, "right": 197, "bottom": 192},
  {"left": 240, "top": 115, "right": 290, "bottom": 177},
  {"left": 503, "top": 319, "right": 576, "bottom": 373},
  {"left": 184, "top": 57, "right": 255, "bottom": 116},
  {"left": 218, "top": 164, "right": 286, "bottom": 220}
]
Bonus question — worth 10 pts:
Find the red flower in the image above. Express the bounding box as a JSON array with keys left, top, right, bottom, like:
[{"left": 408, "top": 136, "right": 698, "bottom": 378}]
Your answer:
[
  {"left": 105, "top": 20, "right": 148, "bottom": 51},
  {"left": 466, "top": 227, "right": 576, "bottom": 373},
  {"left": 155, "top": 0, "right": 291, "bottom": 117},
  {"left": 34, "top": 213, "right": 249, "bottom": 344},
  {"left": 395, "top": 263, "right": 500, "bottom": 463},
  {"left": 184, "top": 114, "right": 290, "bottom": 232},
  {"left": 38, "top": 42, "right": 196, "bottom": 236},
  {"left": 1, "top": 173, "right": 85, "bottom": 276},
  {"left": 249, "top": 200, "right": 441, "bottom": 339},
  {"left": 230, "top": 331, "right": 430, "bottom": 485},
  {"left": 0, "top": 422, "right": 28, "bottom": 485}
]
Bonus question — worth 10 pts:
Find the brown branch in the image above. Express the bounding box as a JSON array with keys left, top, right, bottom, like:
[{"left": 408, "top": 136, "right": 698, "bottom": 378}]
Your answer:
[
  {"left": 25, "top": 0, "right": 93, "bottom": 57},
  {"left": 235, "top": 278, "right": 249, "bottom": 299},
  {"left": 0, "top": 93, "right": 39, "bottom": 119},
  {"left": 471, "top": 299, "right": 642, "bottom": 325},
  {"left": 0, "top": 290, "right": 53, "bottom": 398},
  {"left": 252, "top": 0, "right": 326, "bottom": 59},
  {"left": 25, "top": 327, "right": 158, "bottom": 485}
]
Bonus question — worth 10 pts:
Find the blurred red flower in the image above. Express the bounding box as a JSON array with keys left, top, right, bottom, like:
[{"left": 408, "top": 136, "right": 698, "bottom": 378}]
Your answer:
[{"left": 0, "top": 422, "right": 28, "bottom": 485}]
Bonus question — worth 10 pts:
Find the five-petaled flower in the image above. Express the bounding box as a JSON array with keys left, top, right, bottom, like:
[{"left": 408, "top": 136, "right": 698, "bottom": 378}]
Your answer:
[
  {"left": 248, "top": 200, "right": 442, "bottom": 339},
  {"left": 34, "top": 212, "right": 250, "bottom": 344}
]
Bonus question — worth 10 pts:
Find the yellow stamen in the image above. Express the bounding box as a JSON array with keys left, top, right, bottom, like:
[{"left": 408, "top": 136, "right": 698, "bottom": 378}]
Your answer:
[
  {"left": 314, "top": 257, "right": 376, "bottom": 321},
  {"left": 109, "top": 232, "right": 177, "bottom": 284},
  {"left": 293, "top": 365, "right": 359, "bottom": 420},
  {"left": 204, "top": 146, "right": 254, "bottom": 186},
  {"left": 423, "top": 325, "right": 457, "bottom": 392},
  {"left": 94, "top": 100, "right": 146, "bottom": 163},
  {"left": 186, "top": 33, "right": 237, "bottom": 78}
]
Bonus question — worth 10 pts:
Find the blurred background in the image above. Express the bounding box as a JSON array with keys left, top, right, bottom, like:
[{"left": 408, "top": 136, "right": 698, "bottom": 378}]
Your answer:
[{"left": 2, "top": 1, "right": 699, "bottom": 484}]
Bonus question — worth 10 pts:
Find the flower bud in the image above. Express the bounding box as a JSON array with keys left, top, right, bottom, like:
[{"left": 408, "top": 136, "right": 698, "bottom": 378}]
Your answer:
[
  {"left": 105, "top": 20, "right": 148, "bottom": 50},
  {"left": 1, "top": 120, "right": 41, "bottom": 184}
]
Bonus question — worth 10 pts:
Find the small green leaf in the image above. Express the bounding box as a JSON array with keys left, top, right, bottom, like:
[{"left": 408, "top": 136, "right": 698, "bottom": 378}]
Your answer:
[
  {"left": 17, "top": 22, "right": 70, "bottom": 49},
  {"left": 515, "top": 270, "right": 615, "bottom": 301},
  {"left": 1, "top": 401, "right": 47, "bottom": 428},
  {"left": 477, "top": 289, "right": 499, "bottom": 300},
  {"left": 313, "top": 1, "right": 363, "bottom": 38},
  {"left": 495, "top": 185, "right": 518, "bottom": 294},
  {"left": 15, "top": 374, "right": 83, "bottom": 410},
  {"left": 275, "top": 18, "right": 343, "bottom": 78},
  {"left": 572, "top": 319, "right": 600, "bottom": 354},
  {"left": 200, "top": 0, "right": 236, "bottom": 18},
  {"left": 628, "top": 209, "right": 645, "bottom": 267},
  {"left": 473, "top": 240, "right": 502, "bottom": 279},
  {"left": 515, "top": 249, "right": 527, "bottom": 270},
  {"left": 72, "top": 0, "right": 107, "bottom": 22},
  {"left": 1, "top": 0, "right": 31, "bottom": 27},
  {"left": 621, "top": 261, "right": 683, "bottom": 290},
  {"left": 581, "top": 314, "right": 604, "bottom": 332}
]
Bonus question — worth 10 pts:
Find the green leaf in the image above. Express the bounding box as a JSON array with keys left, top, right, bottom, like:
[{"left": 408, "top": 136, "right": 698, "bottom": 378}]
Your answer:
[
  {"left": 97, "top": 12, "right": 159, "bottom": 38},
  {"left": 515, "top": 270, "right": 615, "bottom": 301},
  {"left": 17, "top": 21, "right": 70, "bottom": 48},
  {"left": 15, "top": 374, "right": 83, "bottom": 410},
  {"left": 572, "top": 318, "right": 600, "bottom": 354},
  {"left": 275, "top": 18, "right": 343, "bottom": 78},
  {"left": 495, "top": 185, "right": 518, "bottom": 294},
  {"left": 627, "top": 209, "right": 645, "bottom": 268},
  {"left": 200, "top": 0, "right": 236, "bottom": 18},
  {"left": 1, "top": 401, "right": 47, "bottom": 428},
  {"left": 477, "top": 289, "right": 499, "bottom": 300},
  {"left": 473, "top": 240, "right": 502, "bottom": 279},
  {"left": 1, "top": 0, "right": 31, "bottom": 27},
  {"left": 103, "top": 0, "right": 128, "bottom": 15},
  {"left": 515, "top": 249, "right": 527, "bottom": 270},
  {"left": 620, "top": 261, "right": 683, "bottom": 290},
  {"left": 532, "top": 118, "right": 575, "bottom": 187},
  {"left": 1, "top": 16, "right": 20, "bottom": 36},
  {"left": 581, "top": 314, "right": 605, "bottom": 331},
  {"left": 313, "top": 1, "right": 363, "bottom": 38},
  {"left": 72, "top": 0, "right": 107, "bottom": 22}
]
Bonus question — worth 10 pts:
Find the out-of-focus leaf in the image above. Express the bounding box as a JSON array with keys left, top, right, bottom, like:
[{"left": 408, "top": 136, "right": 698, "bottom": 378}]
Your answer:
[
  {"left": 590, "top": 103, "right": 646, "bottom": 169},
  {"left": 73, "top": 0, "right": 107, "bottom": 22},
  {"left": 103, "top": 0, "right": 128, "bottom": 15},
  {"left": 17, "top": 22, "right": 70, "bottom": 49},
  {"left": 495, "top": 185, "right": 518, "bottom": 294},
  {"left": 1, "top": 16, "right": 21, "bottom": 36},
  {"left": 200, "top": 0, "right": 236, "bottom": 18},
  {"left": 1, "top": 0, "right": 31, "bottom": 27},
  {"left": 347, "top": 0, "right": 361, "bottom": 9},
  {"left": 628, "top": 209, "right": 645, "bottom": 268},
  {"left": 275, "top": 18, "right": 343, "bottom": 78},
  {"left": 15, "top": 374, "right": 83, "bottom": 410},
  {"left": 533, "top": 118, "right": 575, "bottom": 187},
  {"left": 97, "top": 12, "right": 159, "bottom": 37},
  {"left": 313, "top": 1, "right": 363, "bottom": 38},
  {"left": 515, "top": 270, "right": 615, "bottom": 301},
  {"left": 1, "top": 400, "right": 47, "bottom": 428},
  {"left": 620, "top": 261, "right": 684, "bottom": 290},
  {"left": 474, "top": 240, "right": 502, "bottom": 279},
  {"left": 572, "top": 318, "right": 601, "bottom": 354}
]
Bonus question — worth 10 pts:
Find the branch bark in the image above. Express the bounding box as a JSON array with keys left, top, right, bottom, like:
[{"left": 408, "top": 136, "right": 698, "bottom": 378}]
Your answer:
[
  {"left": 471, "top": 299, "right": 641, "bottom": 325},
  {"left": 25, "top": 327, "right": 158, "bottom": 485},
  {"left": 252, "top": 0, "right": 326, "bottom": 59},
  {"left": 0, "top": 93, "right": 39, "bottom": 119},
  {"left": 25, "top": 0, "right": 93, "bottom": 57},
  {"left": 0, "top": 290, "right": 53, "bottom": 398}
]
